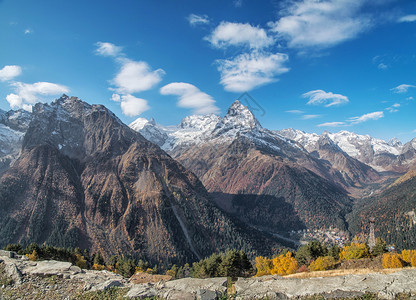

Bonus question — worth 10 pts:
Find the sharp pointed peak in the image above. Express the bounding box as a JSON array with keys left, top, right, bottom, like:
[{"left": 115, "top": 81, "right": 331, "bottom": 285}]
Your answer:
[{"left": 223, "top": 100, "right": 261, "bottom": 128}]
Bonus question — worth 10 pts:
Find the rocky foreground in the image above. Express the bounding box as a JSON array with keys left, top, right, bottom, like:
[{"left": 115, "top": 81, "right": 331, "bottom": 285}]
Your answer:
[{"left": 1, "top": 251, "right": 416, "bottom": 299}]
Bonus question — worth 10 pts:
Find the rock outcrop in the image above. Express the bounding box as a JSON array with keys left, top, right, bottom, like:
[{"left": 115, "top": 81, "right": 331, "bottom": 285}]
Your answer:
[
  {"left": 234, "top": 270, "right": 416, "bottom": 299},
  {"left": 2, "top": 253, "right": 416, "bottom": 300},
  {"left": 0, "top": 253, "right": 128, "bottom": 291}
]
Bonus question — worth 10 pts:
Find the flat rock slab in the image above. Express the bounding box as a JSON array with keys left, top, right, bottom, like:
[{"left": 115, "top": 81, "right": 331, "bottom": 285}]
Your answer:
[
  {"left": 126, "top": 277, "right": 227, "bottom": 299},
  {"left": 20, "top": 260, "right": 74, "bottom": 276},
  {"left": 235, "top": 269, "right": 416, "bottom": 299},
  {"left": 0, "top": 256, "right": 128, "bottom": 292}
]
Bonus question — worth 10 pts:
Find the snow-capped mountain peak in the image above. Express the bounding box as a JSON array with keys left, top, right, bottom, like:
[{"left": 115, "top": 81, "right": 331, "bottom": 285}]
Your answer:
[
  {"left": 388, "top": 137, "right": 402, "bottom": 147},
  {"left": 129, "top": 117, "right": 150, "bottom": 131},
  {"left": 224, "top": 100, "right": 261, "bottom": 129},
  {"left": 212, "top": 100, "right": 261, "bottom": 137}
]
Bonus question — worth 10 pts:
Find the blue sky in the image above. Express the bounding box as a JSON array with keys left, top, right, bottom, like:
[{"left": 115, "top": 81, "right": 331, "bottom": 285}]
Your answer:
[{"left": 0, "top": 0, "right": 416, "bottom": 142}]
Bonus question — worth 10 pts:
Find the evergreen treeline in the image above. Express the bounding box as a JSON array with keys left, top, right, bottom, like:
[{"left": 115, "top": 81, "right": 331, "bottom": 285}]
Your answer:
[{"left": 4, "top": 239, "right": 415, "bottom": 280}]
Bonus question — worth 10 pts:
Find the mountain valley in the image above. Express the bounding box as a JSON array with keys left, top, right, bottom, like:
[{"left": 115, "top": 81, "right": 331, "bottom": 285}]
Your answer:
[{"left": 0, "top": 95, "right": 415, "bottom": 266}]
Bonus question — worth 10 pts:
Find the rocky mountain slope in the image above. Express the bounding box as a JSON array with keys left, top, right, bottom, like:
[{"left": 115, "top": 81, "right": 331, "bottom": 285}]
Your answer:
[
  {"left": 0, "top": 109, "right": 31, "bottom": 174},
  {"left": 348, "top": 174, "right": 416, "bottom": 250},
  {"left": 131, "top": 101, "right": 353, "bottom": 232},
  {"left": 0, "top": 95, "right": 283, "bottom": 265}
]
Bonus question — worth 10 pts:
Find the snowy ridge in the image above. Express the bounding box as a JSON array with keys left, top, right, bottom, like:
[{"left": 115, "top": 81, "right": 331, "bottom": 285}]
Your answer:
[
  {"left": 129, "top": 100, "right": 414, "bottom": 173},
  {"left": 278, "top": 129, "right": 402, "bottom": 157},
  {"left": 130, "top": 100, "right": 298, "bottom": 154},
  {"left": 277, "top": 128, "right": 410, "bottom": 171},
  {"left": 328, "top": 131, "right": 402, "bottom": 157}
]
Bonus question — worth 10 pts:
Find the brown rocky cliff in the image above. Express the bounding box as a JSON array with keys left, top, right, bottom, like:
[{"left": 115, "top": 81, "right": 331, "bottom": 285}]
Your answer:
[{"left": 0, "top": 96, "right": 281, "bottom": 265}]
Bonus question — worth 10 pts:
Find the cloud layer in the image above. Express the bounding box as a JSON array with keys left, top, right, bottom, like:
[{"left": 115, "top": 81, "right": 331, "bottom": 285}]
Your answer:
[
  {"left": 95, "top": 42, "right": 165, "bottom": 117},
  {"left": 0, "top": 65, "right": 22, "bottom": 81},
  {"left": 95, "top": 42, "right": 123, "bottom": 57},
  {"left": 216, "top": 51, "right": 289, "bottom": 92},
  {"left": 206, "top": 22, "right": 274, "bottom": 49},
  {"left": 269, "top": 0, "right": 370, "bottom": 48},
  {"left": 188, "top": 14, "right": 210, "bottom": 26},
  {"left": 398, "top": 15, "right": 416, "bottom": 23},
  {"left": 160, "top": 82, "right": 219, "bottom": 114},
  {"left": 112, "top": 59, "right": 165, "bottom": 94},
  {"left": 7, "top": 81, "right": 69, "bottom": 111},
  {"left": 348, "top": 111, "right": 384, "bottom": 124},
  {"left": 118, "top": 94, "right": 150, "bottom": 116},
  {"left": 391, "top": 84, "right": 415, "bottom": 94},
  {"left": 303, "top": 90, "right": 349, "bottom": 107},
  {"left": 318, "top": 111, "right": 384, "bottom": 127}
]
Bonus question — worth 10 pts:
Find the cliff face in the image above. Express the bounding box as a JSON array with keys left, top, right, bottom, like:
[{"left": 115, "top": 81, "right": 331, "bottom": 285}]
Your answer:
[{"left": 0, "top": 96, "right": 280, "bottom": 265}]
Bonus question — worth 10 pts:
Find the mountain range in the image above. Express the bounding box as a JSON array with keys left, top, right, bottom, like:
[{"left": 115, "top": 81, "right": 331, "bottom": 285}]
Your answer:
[
  {"left": 0, "top": 95, "right": 415, "bottom": 264},
  {"left": 130, "top": 100, "right": 416, "bottom": 249}
]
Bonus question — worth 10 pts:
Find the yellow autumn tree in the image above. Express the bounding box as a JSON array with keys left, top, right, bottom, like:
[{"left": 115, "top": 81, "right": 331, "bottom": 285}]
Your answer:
[
  {"left": 309, "top": 256, "right": 336, "bottom": 271},
  {"left": 339, "top": 243, "right": 370, "bottom": 260},
  {"left": 401, "top": 249, "right": 416, "bottom": 264},
  {"left": 92, "top": 263, "right": 105, "bottom": 271},
  {"left": 271, "top": 252, "right": 298, "bottom": 276},
  {"left": 411, "top": 255, "right": 416, "bottom": 267},
  {"left": 254, "top": 256, "right": 273, "bottom": 277},
  {"left": 27, "top": 250, "right": 39, "bottom": 261},
  {"left": 382, "top": 253, "right": 404, "bottom": 269}
]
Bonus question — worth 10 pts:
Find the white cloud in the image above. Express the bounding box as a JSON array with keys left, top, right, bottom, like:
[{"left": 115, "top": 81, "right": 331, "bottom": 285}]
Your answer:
[
  {"left": 24, "top": 28, "right": 33, "bottom": 34},
  {"left": 216, "top": 51, "right": 289, "bottom": 92},
  {"left": 286, "top": 109, "right": 305, "bottom": 114},
  {"left": 319, "top": 110, "right": 385, "bottom": 128},
  {"left": 386, "top": 103, "right": 400, "bottom": 113},
  {"left": 348, "top": 111, "right": 384, "bottom": 124},
  {"left": 269, "top": 0, "right": 370, "bottom": 48},
  {"left": 111, "top": 93, "right": 121, "bottom": 102},
  {"left": 302, "top": 114, "right": 321, "bottom": 119},
  {"left": 95, "top": 42, "right": 123, "bottom": 57},
  {"left": 112, "top": 59, "right": 165, "bottom": 94},
  {"left": 391, "top": 84, "right": 416, "bottom": 94},
  {"left": 234, "top": 0, "right": 243, "bottom": 7},
  {"left": 406, "top": 97, "right": 414, "bottom": 101},
  {"left": 378, "top": 63, "right": 388, "bottom": 70},
  {"left": 206, "top": 22, "right": 275, "bottom": 49},
  {"left": 303, "top": 90, "right": 349, "bottom": 107},
  {"left": 160, "top": 82, "right": 219, "bottom": 114},
  {"left": 398, "top": 15, "right": 416, "bottom": 23},
  {"left": 119, "top": 94, "right": 150, "bottom": 117},
  {"left": 95, "top": 41, "right": 165, "bottom": 117},
  {"left": 187, "top": 14, "right": 210, "bottom": 26},
  {"left": 317, "top": 121, "right": 345, "bottom": 127},
  {"left": 6, "top": 81, "right": 69, "bottom": 111},
  {"left": 0, "top": 65, "right": 22, "bottom": 81}
]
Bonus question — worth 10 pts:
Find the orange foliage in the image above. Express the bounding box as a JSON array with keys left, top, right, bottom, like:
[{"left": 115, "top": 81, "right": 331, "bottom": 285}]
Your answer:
[
  {"left": 92, "top": 263, "right": 105, "bottom": 271},
  {"left": 411, "top": 255, "right": 416, "bottom": 267},
  {"left": 26, "top": 250, "right": 38, "bottom": 261},
  {"left": 271, "top": 252, "right": 298, "bottom": 276},
  {"left": 382, "top": 253, "right": 404, "bottom": 269},
  {"left": 339, "top": 243, "right": 370, "bottom": 260},
  {"left": 309, "top": 256, "right": 336, "bottom": 271},
  {"left": 401, "top": 249, "right": 416, "bottom": 264}
]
